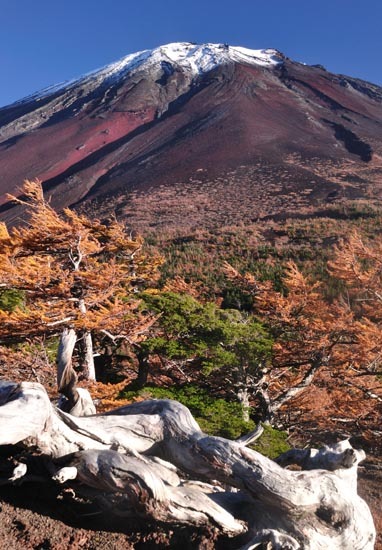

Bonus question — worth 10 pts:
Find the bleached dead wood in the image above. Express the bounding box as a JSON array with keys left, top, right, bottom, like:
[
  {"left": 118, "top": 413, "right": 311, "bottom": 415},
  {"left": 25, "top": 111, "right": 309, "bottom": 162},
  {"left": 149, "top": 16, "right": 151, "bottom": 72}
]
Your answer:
[
  {"left": 0, "top": 380, "right": 376, "bottom": 549},
  {"left": 56, "top": 328, "right": 96, "bottom": 416}
]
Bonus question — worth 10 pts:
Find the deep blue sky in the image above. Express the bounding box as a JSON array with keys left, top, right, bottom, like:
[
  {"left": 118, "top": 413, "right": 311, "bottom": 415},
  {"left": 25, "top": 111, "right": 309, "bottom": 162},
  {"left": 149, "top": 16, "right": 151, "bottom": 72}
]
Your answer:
[{"left": 1, "top": 0, "right": 381, "bottom": 108}]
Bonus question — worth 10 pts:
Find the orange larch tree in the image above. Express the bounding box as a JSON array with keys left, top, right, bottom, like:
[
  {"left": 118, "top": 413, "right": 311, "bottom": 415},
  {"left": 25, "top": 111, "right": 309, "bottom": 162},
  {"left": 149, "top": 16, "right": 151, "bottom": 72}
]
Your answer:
[
  {"left": 0, "top": 180, "right": 161, "bottom": 382},
  {"left": 224, "top": 260, "right": 359, "bottom": 422},
  {"left": 328, "top": 230, "right": 382, "bottom": 376}
]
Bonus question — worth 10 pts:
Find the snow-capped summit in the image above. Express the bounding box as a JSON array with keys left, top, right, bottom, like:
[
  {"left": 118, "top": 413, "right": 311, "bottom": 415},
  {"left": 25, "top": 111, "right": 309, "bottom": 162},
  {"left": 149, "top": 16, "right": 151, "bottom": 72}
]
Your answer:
[
  {"left": 18, "top": 42, "right": 284, "bottom": 105},
  {"left": 141, "top": 43, "right": 283, "bottom": 74},
  {"left": 85, "top": 42, "right": 283, "bottom": 89},
  {"left": 0, "top": 39, "right": 381, "bottom": 230}
]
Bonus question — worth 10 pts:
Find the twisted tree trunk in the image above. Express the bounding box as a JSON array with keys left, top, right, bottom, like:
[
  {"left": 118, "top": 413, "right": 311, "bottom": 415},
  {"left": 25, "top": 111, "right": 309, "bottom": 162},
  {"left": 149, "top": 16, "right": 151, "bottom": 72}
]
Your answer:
[{"left": 0, "top": 380, "right": 376, "bottom": 549}]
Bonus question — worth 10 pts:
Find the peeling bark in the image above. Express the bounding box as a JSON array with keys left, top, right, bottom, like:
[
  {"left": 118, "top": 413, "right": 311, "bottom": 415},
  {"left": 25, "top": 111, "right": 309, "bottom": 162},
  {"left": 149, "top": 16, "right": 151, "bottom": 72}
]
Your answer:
[{"left": 0, "top": 380, "right": 376, "bottom": 549}]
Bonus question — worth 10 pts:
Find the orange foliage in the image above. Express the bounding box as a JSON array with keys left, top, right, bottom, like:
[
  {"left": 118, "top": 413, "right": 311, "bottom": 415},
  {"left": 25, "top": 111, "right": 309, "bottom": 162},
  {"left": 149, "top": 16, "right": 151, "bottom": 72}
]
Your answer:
[
  {"left": 224, "top": 257, "right": 382, "bottom": 429},
  {"left": 163, "top": 276, "right": 204, "bottom": 299},
  {"left": 0, "top": 180, "right": 162, "bottom": 345},
  {"left": 329, "top": 230, "right": 382, "bottom": 375},
  {"left": 225, "top": 260, "right": 354, "bottom": 371},
  {"left": 87, "top": 380, "right": 144, "bottom": 412}
]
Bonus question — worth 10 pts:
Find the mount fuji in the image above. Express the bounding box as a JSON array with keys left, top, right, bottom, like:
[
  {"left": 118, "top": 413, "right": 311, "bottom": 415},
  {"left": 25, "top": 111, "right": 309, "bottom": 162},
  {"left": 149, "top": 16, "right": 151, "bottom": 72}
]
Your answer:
[{"left": 1, "top": 42, "right": 382, "bottom": 230}]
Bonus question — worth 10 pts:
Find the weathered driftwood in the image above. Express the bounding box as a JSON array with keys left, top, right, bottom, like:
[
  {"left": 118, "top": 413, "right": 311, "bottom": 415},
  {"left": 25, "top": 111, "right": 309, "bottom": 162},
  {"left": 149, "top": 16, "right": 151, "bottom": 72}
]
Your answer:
[{"left": 0, "top": 380, "right": 376, "bottom": 549}]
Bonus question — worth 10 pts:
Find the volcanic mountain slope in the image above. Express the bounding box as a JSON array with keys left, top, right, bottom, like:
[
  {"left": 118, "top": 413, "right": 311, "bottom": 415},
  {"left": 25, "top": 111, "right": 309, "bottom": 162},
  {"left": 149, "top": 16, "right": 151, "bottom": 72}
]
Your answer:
[{"left": 0, "top": 42, "right": 382, "bottom": 230}]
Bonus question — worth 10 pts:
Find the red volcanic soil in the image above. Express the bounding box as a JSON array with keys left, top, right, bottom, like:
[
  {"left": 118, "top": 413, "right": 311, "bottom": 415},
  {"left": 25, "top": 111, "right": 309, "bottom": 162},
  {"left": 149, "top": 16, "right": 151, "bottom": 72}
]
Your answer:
[
  {"left": 0, "top": 58, "right": 381, "bottom": 229},
  {"left": 38, "top": 110, "right": 156, "bottom": 182},
  {"left": 0, "top": 108, "right": 156, "bottom": 206}
]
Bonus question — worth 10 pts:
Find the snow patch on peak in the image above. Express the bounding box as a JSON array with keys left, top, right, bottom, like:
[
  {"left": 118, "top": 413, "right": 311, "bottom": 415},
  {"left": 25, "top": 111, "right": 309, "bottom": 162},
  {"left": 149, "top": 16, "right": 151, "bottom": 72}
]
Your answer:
[
  {"left": 154, "top": 43, "right": 226, "bottom": 75},
  {"left": 229, "top": 46, "right": 283, "bottom": 67},
  {"left": 149, "top": 42, "right": 283, "bottom": 75},
  {"left": 10, "top": 42, "right": 283, "bottom": 106}
]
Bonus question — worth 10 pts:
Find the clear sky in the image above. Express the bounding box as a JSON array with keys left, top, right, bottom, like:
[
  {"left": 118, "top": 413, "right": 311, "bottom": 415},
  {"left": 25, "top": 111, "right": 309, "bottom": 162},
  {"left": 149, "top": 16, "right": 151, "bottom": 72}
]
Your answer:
[{"left": 1, "top": 0, "right": 381, "bottom": 108}]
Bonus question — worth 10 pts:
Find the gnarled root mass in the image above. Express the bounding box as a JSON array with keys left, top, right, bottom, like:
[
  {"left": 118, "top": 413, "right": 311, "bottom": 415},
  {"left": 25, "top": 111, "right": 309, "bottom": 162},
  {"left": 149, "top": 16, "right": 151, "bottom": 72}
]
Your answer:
[{"left": 0, "top": 380, "right": 376, "bottom": 549}]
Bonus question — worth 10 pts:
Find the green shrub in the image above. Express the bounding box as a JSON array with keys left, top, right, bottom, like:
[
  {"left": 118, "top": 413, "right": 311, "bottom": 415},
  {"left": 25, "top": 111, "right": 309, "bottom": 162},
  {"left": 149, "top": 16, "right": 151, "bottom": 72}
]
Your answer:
[
  {"left": 0, "top": 289, "right": 25, "bottom": 312},
  {"left": 251, "top": 423, "right": 290, "bottom": 459},
  {"left": 122, "top": 384, "right": 255, "bottom": 440},
  {"left": 121, "top": 385, "right": 290, "bottom": 458}
]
